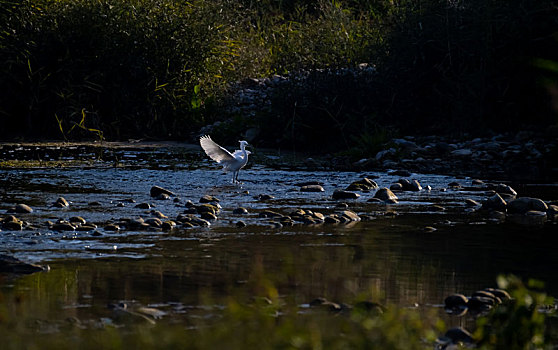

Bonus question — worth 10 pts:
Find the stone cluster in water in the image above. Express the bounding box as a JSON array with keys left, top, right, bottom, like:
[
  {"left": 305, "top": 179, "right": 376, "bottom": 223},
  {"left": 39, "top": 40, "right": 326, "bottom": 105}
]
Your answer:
[{"left": 2, "top": 176, "right": 556, "bottom": 251}]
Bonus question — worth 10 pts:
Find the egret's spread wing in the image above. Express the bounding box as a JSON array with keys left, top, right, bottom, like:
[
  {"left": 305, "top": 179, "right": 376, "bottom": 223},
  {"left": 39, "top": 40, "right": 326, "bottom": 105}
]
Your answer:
[{"left": 200, "top": 136, "right": 234, "bottom": 164}]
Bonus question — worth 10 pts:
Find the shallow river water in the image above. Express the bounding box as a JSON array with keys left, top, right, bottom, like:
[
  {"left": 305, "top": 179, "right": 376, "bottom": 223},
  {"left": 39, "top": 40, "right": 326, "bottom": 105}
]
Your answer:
[{"left": 0, "top": 144, "right": 557, "bottom": 333}]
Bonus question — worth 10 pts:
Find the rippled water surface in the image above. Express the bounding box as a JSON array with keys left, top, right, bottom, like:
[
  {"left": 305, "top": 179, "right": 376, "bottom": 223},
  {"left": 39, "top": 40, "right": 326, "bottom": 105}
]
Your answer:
[{"left": 1, "top": 145, "right": 557, "bottom": 331}]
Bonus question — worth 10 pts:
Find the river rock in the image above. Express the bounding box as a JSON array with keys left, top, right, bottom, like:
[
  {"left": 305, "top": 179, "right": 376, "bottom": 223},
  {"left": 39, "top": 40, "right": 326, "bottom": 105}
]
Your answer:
[
  {"left": 346, "top": 178, "right": 378, "bottom": 191},
  {"left": 233, "top": 207, "right": 249, "bottom": 215},
  {"left": 161, "top": 221, "right": 176, "bottom": 231},
  {"left": 482, "top": 193, "right": 507, "bottom": 211},
  {"left": 150, "top": 186, "right": 175, "bottom": 198},
  {"left": 507, "top": 197, "right": 548, "bottom": 214},
  {"left": 332, "top": 190, "right": 360, "bottom": 200},
  {"left": 135, "top": 203, "right": 152, "bottom": 209},
  {"left": 300, "top": 185, "right": 325, "bottom": 192},
  {"left": 256, "top": 194, "right": 275, "bottom": 200},
  {"left": 3, "top": 220, "right": 23, "bottom": 230},
  {"left": 496, "top": 184, "right": 517, "bottom": 196},
  {"left": 145, "top": 218, "right": 163, "bottom": 228},
  {"left": 548, "top": 204, "right": 558, "bottom": 218},
  {"left": 324, "top": 215, "right": 341, "bottom": 224},
  {"left": 200, "top": 212, "right": 217, "bottom": 221},
  {"left": 69, "top": 216, "right": 87, "bottom": 225},
  {"left": 54, "top": 197, "right": 69, "bottom": 208},
  {"left": 104, "top": 224, "right": 121, "bottom": 231},
  {"left": 76, "top": 224, "right": 97, "bottom": 231},
  {"left": 390, "top": 183, "right": 403, "bottom": 191},
  {"left": 340, "top": 210, "right": 361, "bottom": 222},
  {"left": 155, "top": 193, "right": 171, "bottom": 200},
  {"left": 373, "top": 188, "right": 398, "bottom": 202},
  {"left": 259, "top": 210, "right": 283, "bottom": 218},
  {"left": 51, "top": 222, "right": 76, "bottom": 231},
  {"left": 410, "top": 180, "right": 422, "bottom": 191},
  {"left": 0, "top": 254, "right": 48, "bottom": 274},
  {"left": 200, "top": 195, "right": 220, "bottom": 203},
  {"left": 11, "top": 203, "right": 33, "bottom": 214}
]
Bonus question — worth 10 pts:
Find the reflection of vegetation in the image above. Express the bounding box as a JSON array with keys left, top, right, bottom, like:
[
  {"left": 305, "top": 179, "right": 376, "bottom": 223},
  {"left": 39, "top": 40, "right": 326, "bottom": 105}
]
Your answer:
[{"left": 0, "top": 272, "right": 555, "bottom": 349}]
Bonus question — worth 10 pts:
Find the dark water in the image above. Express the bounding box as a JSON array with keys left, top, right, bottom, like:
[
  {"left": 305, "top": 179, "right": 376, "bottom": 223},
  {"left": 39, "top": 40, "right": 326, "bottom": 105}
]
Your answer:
[{"left": 1, "top": 147, "right": 557, "bottom": 331}]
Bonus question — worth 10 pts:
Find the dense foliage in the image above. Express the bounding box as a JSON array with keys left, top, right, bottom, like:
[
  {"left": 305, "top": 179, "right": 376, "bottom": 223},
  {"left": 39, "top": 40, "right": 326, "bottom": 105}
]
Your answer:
[{"left": 0, "top": 0, "right": 557, "bottom": 147}]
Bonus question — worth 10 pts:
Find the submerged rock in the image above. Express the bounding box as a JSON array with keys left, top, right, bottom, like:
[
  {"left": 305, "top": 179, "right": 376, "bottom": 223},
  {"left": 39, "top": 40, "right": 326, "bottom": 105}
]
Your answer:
[
  {"left": 300, "top": 184, "right": 325, "bottom": 192},
  {"left": 9, "top": 203, "right": 33, "bottom": 214},
  {"left": 232, "top": 207, "right": 249, "bottom": 215},
  {"left": 200, "top": 195, "right": 220, "bottom": 203},
  {"left": 150, "top": 186, "right": 175, "bottom": 198},
  {"left": 332, "top": 190, "right": 360, "bottom": 200}
]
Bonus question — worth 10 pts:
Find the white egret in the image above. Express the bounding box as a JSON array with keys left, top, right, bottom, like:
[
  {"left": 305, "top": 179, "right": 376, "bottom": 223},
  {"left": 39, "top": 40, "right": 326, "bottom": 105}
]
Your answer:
[{"left": 199, "top": 135, "right": 251, "bottom": 183}]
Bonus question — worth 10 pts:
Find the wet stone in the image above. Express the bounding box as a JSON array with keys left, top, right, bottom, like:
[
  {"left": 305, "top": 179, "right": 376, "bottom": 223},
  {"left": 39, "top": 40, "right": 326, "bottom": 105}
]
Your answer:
[
  {"left": 53, "top": 197, "right": 69, "bottom": 208},
  {"left": 104, "top": 224, "right": 120, "bottom": 231},
  {"left": 373, "top": 188, "right": 398, "bottom": 202},
  {"left": 3, "top": 221, "right": 23, "bottom": 230},
  {"left": 76, "top": 224, "right": 97, "bottom": 232},
  {"left": 341, "top": 210, "right": 361, "bottom": 222},
  {"left": 69, "top": 216, "right": 86, "bottom": 225},
  {"left": 259, "top": 210, "right": 283, "bottom": 218},
  {"left": 151, "top": 211, "right": 168, "bottom": 219},
  {"left": 256, "top": 194, "right": 275, "bottom": 200},
  {"left": 346, "top": 178, "right": 378, "bottom": 192},
  {"left": 508, "top": 197, "right": 548, "bottom": 214},
  {"left": 89, "top": 201, "right": 102, "bottom": 207},
  {"left": 390, "top": 183, "right": 403, "bottom": 191},
  {"left": 232, "top": 207, "right": 249, "bottom": 215},
  {"left": 11, "top": 204, "right": 33, "bottom": 214},
  {"left": 300, "top": 185, "right": 325, "bottom": 192},
  {"left": 145, "top": 218, "right": 163, "bottom": 228},
  {"left": 324, "top": 215, "right": 341, "bottom": 224},
  {"left": 150, "top": 186, "right": 175, "bottom": 198},
  {"left": 236, "top": 221, "right": 247, "bottom": 228},
  {"left": 482, "top": 193, "right": 507, "bottom": 211},
  {"left": 156, "top": 193, "right": 171, "bottom": 200},
  {"left": 161, "top": 221, "right": 176, "bottom": 231},
  {"left": 200, "top": 195, "right": 220, "bottom": 203},
  {"left": 135, "top": 203, "right": 152, "bottom": 209},
  {"left": 52, "top": 222, "right": 75, "bottom": 231},
  {"left": 200, "top": 212, "right": 217, "bottom": 221}
]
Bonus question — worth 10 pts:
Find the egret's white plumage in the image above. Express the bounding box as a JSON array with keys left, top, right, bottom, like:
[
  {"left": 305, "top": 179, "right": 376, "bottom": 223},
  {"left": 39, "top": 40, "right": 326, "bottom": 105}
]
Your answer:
[{"left": 200, "top": 135, "right": 251, "bottom": 183}]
